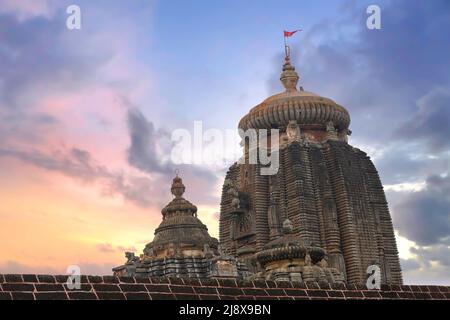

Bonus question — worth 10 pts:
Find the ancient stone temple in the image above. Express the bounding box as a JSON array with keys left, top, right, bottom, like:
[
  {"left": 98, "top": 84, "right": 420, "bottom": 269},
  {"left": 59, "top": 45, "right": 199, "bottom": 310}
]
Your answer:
[
  {"left": 113, "top": 174, "right": 249, "bottom": 279},
  {"left": 219, "top": 52, "right": 403, "bottom": 285}
]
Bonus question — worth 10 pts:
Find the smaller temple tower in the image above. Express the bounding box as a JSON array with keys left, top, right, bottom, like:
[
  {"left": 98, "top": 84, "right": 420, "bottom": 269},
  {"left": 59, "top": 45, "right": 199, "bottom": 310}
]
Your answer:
[{"left": 113, "top": 174, "right": 249, "bottom": 279}]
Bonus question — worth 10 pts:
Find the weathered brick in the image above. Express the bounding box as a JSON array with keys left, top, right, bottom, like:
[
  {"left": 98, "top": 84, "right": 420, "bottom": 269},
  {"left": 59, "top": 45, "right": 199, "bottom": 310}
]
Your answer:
[
  {"left": 150, "top": 277, "right": 169, "bottom": 284},
  {"left": 119, "top": 276, "right": 135, "bottom": 283},
  {"left": 284, "top": 289, "right": 307, "bottom": 297},
  {"left": 55, "top": 275, "right": 69, "bottom": 283},
  {"left": 390, "top": 285, "right": 401, "bottom": 291},
  {"left": 427, "top": 285, "right": 440, "bottom": 292},
  {"left": 125, "top": 292, "right": 151, "bottom": 300},
  {"left": 217, "top": 287, "right": 243, "bottom": 296},
  {"left": 168, "top": 277, "right": 184, "bottom": 285},
  {"left": 380, "top": 284, "right": 391, "bottom": 291},
  {"left": 362, "top": 291, "right": 381, "bottom": 298},
  {"left": 194, "top": 286, "right": 218, "bottom": 295},
  {"left": 35, "top": 284, "right": 65, "bottom": 292},
  {"left": 239, "top": 295, "right": 256, "bottom": 300},
  {"left": 182, "top": 278, "right": 201, "bottom": 286},
  {"left": 200, "top": 278, "right": 218, "bottom": 287},
  {"left": 380, "top": 291, "right": 399, "bottom": 299},
  {"left": 218, "top": 278, "right": 237, "bottom": 287},
  {"left": 438, "top": 286, "right": 449, "bottom": 293},
  {"left": 318, "top": 282, "right": 331, "bottom": 290},
  {"left": 331, "top": 283, "right": 346, "bottom": 290},
  {"left": 4, "top": 274, "right": 23, "bottom": 283},
  {"left": 11, "top": 292, "right": 34, "bottom": 300},
  {"left": 328, "top": 290, "right": 345, "bottom": 298},
  {"left": 199, "top": 294, "right": 220, "bottom": 300},
  {"left": 37, "top": 275, "right": 56, "bottom": 283},
  {"left": 93, "top": 284, "right": 121, "bottom": 292},
  {"left": 400, "top": 285, "right": 411, "bottom": 291},
  {"left": 397, "top": 291, "right": 415, "bottom": 299},
  {"left": 413, "top": 292, "right": 431, "bottom": 300},
  {"left": 0, "top": 275, "right": 4, "bottom": 283},
  {"left": 306, "top": 282, "right": 320, "bottom": 290},
  {"left": 410, "top": 285, "right": 421, "bottom": 292},
  {"left": 175, "top": 293, "right": 199, "bottom": 300},
  {"left": 0, "top": 292, "right": 12, "bottom": 300},
  {"left": 120, "top": 284, "right": 147, "bottom": 292},
  {"left": 307, "top": 290, "right": 328, "bottom": 298},
  {"left": 219, "top": 295, "right": 236, "bottom": 300},
  {"left": 2, "top": 283, "right": 34, "bottom": 292},
  {"left": 420, "top": 286, "right": 430, "bottom": 292},
  {"left": 35, "top": 292, "right": 68, "bottom": 300},
  {"left": 22, "top": 274, "right": 38, "bottom": 282},
  {"left": 68, "top": 292, "right": 98, "bottom": 300},
  {"left": 252, "top": 280, "right": 268, "bottom": 288},
  {"left": 237, "top": 280, "right": 254, "bottom": 288},
  {"left": 430, "top": 292, "right": 445, "bottom": 300},
  {"left": 134, "top": 277, "right": 151, "bottom": 283},
  {"left": 243, "top": 288, "right": 268, "bottom": 296},
  {"left": 266, "top": 289, "right": 285, "bottom": 296},
  {"left": 145, "top": 284, "right": 171, "bottom": 293},
  {"left": 275, "top": 281, "right": 292, "bottom": 289},
  {"left": 170, "top": 285, "right": 195, "bottom": 294},
  {"left": 96, "top": 292, "right": 126, "bottom": 300},
  {"left": 291, "top": 282, "right": 307, "bottom": 289},
  {"left": 102, "top": 276, "right": 119, "bottom": 283},
  {"left": 343, "top": 290, "right": 364, "bottom": 298},
  {"left": 266, "top": 280, "right": 277, "bottom": 288},
  {"left": 149, "top": 293, "right": 175, "bottom": 300},
  {"left": 345, "top": 283, "right": 357, "bottom": 291},
  {"left": 87, "top": 276, "right": 103, "bottom": 283},
  {"left": 256, "top": 296, "right": 277, "bottom": 300}
]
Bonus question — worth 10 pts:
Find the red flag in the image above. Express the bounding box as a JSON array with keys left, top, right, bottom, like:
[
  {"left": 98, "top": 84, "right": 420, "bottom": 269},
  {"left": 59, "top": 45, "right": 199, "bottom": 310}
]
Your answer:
[{"left": 284, "top": 29, "right": 301, "bottom": 37}]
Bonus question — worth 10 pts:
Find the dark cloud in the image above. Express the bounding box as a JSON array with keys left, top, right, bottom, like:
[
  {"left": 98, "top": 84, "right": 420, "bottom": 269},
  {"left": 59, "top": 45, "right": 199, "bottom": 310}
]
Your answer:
[
  {"left": 0, "top": 146, "right": 157, "bottom": 208},
  {"left": 394, "top": 88, "right": 450, "bottom": 153},
  {"left": 0, "top": 11, "right": 112, "bottom": 109},
  {"left": 393, "top": 174, "right": 450, "bottom": 246},
  {"left": 127, "top": 108, "right": 173, "bottom": 174},
  {"left": 411, "top": 245, "right": 450, "bottom": 268},
  {"left": 125, "top": 108, "right": 220, "bottom": 206},
  {"left": 268, "top": 0, "right": 450, "bottom": 146},
  {"left": 400, "top": 258, "right": 421, "bottom": 272}
]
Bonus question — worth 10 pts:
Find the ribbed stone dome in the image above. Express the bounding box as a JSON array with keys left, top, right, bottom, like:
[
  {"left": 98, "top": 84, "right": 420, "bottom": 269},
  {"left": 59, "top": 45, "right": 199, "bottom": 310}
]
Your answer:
[
  {"left": 145, "top": 175, "right": 218, "bottom": 255},
  {"left": 238, "top": 58, "right": 350, "bottom": 132}
]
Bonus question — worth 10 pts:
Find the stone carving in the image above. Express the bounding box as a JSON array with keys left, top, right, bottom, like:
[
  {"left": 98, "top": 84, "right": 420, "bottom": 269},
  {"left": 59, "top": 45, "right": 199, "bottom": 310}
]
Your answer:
[
  {"left": 220, "top": 55, "right": 403, "bottom": 285},
  {"left": 125, "top": 252, "right": 139, "bottom": 264},
  {"left": 286, "top": 120, "right": 301, "bottom": 143},
  {"left": 113, "top": 174, "right": 249, "bottom": 279}
]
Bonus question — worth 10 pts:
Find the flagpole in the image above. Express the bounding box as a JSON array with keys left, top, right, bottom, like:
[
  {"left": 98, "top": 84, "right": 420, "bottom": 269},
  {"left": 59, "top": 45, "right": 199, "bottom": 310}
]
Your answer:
[{"left": 284, "top": 34, "right": 289, "bottom": 60}]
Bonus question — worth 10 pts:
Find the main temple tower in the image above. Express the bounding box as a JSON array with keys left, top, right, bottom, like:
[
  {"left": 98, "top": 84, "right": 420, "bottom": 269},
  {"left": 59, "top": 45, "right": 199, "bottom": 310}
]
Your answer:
[{"left": 219, "top": 50, "right": 403, "bottom": 285}]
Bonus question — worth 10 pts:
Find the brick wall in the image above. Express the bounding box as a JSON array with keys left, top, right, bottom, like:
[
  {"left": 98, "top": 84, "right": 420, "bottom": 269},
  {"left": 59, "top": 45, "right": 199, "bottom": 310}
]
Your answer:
[{"left": 0, "top": 274, "right": 449, "bottom": 300}]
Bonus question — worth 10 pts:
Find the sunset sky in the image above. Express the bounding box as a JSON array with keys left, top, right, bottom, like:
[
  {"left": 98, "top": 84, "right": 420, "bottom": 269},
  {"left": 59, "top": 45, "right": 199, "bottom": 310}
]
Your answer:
[{"left": 0, "top": 0, "right": 449, "bottom": 285}]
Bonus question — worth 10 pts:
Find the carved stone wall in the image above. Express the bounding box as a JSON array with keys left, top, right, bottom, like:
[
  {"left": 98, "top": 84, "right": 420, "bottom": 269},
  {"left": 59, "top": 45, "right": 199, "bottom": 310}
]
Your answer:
[{"left": 219, "top": 140, "right": 403, "bottom": 285}]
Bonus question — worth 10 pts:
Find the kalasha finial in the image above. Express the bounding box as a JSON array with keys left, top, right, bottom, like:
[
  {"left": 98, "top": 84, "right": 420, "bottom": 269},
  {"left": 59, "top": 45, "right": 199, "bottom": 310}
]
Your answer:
[
  {"left": 171, "top": 171, "right": 185, "bottom": 198},
  {"left": 281, "top": 29, "right": 301, "bottom": 92}
]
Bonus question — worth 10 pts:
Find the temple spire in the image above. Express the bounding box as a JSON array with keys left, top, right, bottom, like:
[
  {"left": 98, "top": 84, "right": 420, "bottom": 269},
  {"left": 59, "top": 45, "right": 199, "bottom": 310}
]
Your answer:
[{"left": 281, "top": 29, "right": 301, "bottom": 92}]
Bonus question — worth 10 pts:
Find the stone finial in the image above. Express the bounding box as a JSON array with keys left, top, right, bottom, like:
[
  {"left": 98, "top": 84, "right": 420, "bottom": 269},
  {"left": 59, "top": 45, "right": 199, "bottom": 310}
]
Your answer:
[
  {"left": 280, "top": 60, "right": 299, "bottom": 92},
  {"left": 171, "top": 173, "right": 185, "bottom": 198},
  {"left": 282, "top": 219, "right": 293, "bottom": 234}
]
